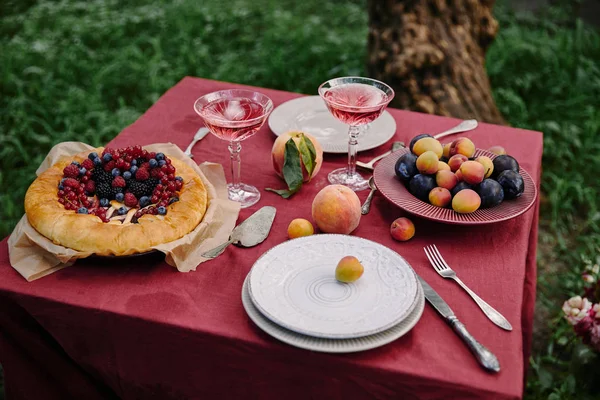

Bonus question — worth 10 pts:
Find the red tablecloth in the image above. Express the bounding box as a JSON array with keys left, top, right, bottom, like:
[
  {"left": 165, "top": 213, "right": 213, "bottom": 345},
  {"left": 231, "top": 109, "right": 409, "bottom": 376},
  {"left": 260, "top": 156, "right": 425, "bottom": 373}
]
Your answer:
[{"left": 0, "top": 77, "right": 542, "bottom": 400}]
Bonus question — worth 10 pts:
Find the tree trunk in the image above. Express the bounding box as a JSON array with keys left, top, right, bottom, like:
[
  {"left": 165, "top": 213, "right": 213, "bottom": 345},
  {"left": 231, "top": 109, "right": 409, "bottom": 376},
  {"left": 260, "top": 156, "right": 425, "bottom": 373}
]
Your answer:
[{"left": 367, "top": 0, "right": 505, "bottom": 125}]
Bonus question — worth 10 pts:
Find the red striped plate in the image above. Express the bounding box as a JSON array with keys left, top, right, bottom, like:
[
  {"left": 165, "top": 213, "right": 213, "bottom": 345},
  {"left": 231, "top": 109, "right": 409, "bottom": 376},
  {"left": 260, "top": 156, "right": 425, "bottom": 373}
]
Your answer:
[{"left": 373, "top": 148, "right": 538, "bottom": 225}]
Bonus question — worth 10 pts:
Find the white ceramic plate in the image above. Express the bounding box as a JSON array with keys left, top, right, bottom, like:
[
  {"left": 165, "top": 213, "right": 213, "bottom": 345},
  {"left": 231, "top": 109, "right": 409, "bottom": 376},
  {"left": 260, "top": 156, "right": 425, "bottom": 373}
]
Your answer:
[
  {"left": 268, "top": 96, "right": 397, "bottom": 153},
  {"left": 242, "top": 274, "right": 424, "bottom": 353},
  {"left": 248, "top": 235, "right": 420, "bottom": 339}
]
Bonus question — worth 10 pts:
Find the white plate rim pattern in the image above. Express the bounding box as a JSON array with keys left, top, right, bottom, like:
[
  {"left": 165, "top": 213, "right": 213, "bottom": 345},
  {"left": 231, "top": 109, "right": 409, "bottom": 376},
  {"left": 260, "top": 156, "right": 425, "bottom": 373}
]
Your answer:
[
  {"left": 241, "top": 274, "right": 425, "bottom": 353},
  {"left": 267, "top": 96, "right": 397, "bottom": 154},
  {"left": 248, "top": 234, "right": 420, "bottom": 339}
]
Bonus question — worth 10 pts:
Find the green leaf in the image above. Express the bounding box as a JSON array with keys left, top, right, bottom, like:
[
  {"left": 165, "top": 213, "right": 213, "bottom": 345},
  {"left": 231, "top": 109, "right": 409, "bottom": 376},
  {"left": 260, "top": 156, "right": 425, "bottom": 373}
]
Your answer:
[
  {"left": 297, "top": 133, "right": 317, "bottom": 180},
  {"left": 265, "top": 138, "right": 304, "bottom": 198},
  {"left": 264, "top": 187, "right": 299, "bottom": 199}
]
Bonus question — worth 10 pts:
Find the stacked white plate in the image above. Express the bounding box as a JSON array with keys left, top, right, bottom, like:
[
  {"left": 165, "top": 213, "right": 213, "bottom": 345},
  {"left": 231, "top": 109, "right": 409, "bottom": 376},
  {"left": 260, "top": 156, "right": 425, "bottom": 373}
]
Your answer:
[{"left": 242, "top": 234, "right": 425, "bottom": 353}]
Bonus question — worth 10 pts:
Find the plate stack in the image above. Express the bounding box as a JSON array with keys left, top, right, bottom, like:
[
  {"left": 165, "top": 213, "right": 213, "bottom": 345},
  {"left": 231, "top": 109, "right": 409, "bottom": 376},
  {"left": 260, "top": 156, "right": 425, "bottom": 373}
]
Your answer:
[{"left": 242, "top": 234, "right": 425, "bottom": 353}]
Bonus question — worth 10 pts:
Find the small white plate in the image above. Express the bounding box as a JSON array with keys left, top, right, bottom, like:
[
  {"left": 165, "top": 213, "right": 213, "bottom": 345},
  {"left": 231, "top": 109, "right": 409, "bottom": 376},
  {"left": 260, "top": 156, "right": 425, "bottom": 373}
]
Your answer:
[
  {"left": 248, "top": 235, "right": 420, "bottom": 339},
  {"left": 268, "top": 96, "right": 397, "bottom": 153},
  {"left": 242, "top": 274, "right": 424, "bottom": 353}
]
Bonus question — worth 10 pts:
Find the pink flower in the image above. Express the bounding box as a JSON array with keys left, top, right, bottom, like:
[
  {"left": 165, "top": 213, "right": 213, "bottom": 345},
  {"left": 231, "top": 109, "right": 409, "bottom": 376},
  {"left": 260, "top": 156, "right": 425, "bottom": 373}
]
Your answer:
[
  {"left": 593, "top": 304, "right": 600, "bottom": 319},
  {"left": 574, "top": 315, "right": 594, "bottom": 339},
  {"left": 562, "top": 296, "right": 593, "bottom": 325},
  {"left": 590, "top": 323, "right": 600, "bottom": 352},
  {"left": 583, "top": 273, "right": 595, "bottom": 284}
]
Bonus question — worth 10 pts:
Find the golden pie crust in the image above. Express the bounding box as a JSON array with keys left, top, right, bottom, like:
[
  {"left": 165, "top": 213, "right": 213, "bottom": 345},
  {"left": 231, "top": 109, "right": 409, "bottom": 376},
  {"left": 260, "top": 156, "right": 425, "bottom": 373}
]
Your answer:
[{"left": 24, "top": 147, "right": 208, "bottom": 256}]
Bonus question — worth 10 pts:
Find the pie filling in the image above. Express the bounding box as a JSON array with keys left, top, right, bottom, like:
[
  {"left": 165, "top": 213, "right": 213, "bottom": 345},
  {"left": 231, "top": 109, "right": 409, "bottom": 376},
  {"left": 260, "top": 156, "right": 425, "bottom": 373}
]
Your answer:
[{"left": 57, "top": 146, "right": 184, "bottom": 223}]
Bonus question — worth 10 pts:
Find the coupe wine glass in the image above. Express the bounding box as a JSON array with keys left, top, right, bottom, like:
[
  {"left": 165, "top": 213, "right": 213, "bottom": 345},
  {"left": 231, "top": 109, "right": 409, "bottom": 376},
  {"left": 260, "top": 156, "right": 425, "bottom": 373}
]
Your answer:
[
  {"left": 194, "top": 89, "right": 273, "bottom": 208},
  {"left": 318, "top": 77, "right": 394, "bottom": 191}
]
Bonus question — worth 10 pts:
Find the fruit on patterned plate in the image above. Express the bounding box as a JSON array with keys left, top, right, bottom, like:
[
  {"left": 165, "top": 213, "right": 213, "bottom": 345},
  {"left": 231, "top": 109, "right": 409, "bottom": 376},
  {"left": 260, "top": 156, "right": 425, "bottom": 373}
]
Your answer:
[
  {"left": 412, "top": 137, "right": 443, "bottom": 158},
  {"left": 335, "top": 256, "right": 364, "bottom": 283},
  {"left": 429, "top": 187, "right": 452, "bottom": 207},
  {"left": 394, "top": 153, "right": 418, "bottom": 183},
  {"left": 452, "top": 189, "right": 481, "bottom": 213},
  {"left": 416, "top": 151, "right": 439, "bottom": 174},
  {"left": 459, "top": 161, "right": 485, "bottom": 185},
  {"left": 449, "top": 137, "right": 475, "bottom": 158}
]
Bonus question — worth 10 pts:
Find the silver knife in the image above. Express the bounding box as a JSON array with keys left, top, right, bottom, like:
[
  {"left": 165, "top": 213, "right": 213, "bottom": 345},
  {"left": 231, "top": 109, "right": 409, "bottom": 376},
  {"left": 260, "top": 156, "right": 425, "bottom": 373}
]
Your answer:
[
  {"left": 201, "top": 206, "right": 276, "bottom": 259},
  {"left": 418, "top": 276, "right": 501, "bottom": 373},
  {"left": 184, "top": 127, "right": 210, "bottom": 159}
]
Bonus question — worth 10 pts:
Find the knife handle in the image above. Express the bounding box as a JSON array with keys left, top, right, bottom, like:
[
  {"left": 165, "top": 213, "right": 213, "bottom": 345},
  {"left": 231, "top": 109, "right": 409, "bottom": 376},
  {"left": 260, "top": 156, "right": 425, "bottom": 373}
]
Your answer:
[
  {"left": 201, "top": 238, "right": 234, "bottom": 259},
  {"left": 448, "top": 316, "right": 500, "bottom": 373}
]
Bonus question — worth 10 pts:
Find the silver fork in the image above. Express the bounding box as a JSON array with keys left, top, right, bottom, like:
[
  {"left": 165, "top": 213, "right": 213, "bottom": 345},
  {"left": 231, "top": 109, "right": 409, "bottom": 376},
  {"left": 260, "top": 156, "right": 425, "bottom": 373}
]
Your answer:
[{"left": 424, "top": 245, "right": 512, "bottom": 331}]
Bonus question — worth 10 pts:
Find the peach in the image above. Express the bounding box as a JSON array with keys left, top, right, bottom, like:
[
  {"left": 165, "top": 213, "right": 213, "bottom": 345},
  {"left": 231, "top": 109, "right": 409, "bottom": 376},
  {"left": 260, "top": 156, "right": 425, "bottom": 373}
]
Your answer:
[
  {"left": 390, "top": 217, "right": 415, "bottom": 241},
  {"left": 442, "top": 143, "right": 451, "bottom": 159},
  {"left": 335, "top": 256, "right": 364, "bottom": 283},
  {"left": 475, "top": 156, "right": 494, "bottom": 178},
  {"left": 459, "top": 160, "right": 485, "bottom": 184},
  {"left": 452, "top": 189, "right": 481, "bottom": 213},
  {"left": 312, "top": 185, "right": 361, "bottom": 234},
  {"left": 416, "top": 151, "right": 439, "bottom": 174},
  {"left": 287, "top": 218, "right": 314, "bottom": 239},
  {"left": 429, "top": 187, "right": 452, "bottom": 207},
  {"left": 272, "top": 131, "right": 323, "bottom": 182},
  {"left": 488, "top": 145, "right": 507, "bottom": 156},
  {"left": 438, "top": 161, "right": 451, "bottom": 171},
  {"left": 449, "top": 137, "right": 475, "bottom": 158},
  {"left": 412, "top": 137, "right": 443, "bottom": 158},
  {"left": 436, "top": 170, "right": 458, "bottom": 190},
  {"left": 448, "top": 154, "right": 468, "bottom": 172}
]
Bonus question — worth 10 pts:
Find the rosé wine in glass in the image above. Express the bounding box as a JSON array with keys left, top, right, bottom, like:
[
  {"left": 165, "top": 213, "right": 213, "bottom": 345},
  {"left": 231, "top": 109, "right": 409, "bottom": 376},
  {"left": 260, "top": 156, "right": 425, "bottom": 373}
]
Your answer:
[
  {"left": 200, "top": 98, "right": 267, "bottom": 141},
  {"left": 323, "top": 83, "right": 389, "bottom": 126},
  {"left": 319, "top": 77, "right": 394, "bottom": 191},
  {"left": 194, "top": 90, "right": 273, "bottom": 208}
]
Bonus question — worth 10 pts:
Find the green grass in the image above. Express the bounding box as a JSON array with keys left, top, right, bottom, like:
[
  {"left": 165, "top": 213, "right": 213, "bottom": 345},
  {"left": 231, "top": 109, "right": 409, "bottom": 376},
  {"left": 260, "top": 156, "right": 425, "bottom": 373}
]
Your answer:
[{"left": 1, "top": 0, "right": 599, "bottom": 398}]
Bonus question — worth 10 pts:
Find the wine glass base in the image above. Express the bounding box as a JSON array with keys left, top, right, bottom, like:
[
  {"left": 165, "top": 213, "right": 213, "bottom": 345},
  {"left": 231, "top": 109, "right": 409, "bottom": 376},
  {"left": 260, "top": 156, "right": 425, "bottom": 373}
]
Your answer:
[
  {"left": 327, "top": 168, "right": 370, "bottom": 191},
  {"left": 228, "top": 183, "right": 261, "bottom": 208}
]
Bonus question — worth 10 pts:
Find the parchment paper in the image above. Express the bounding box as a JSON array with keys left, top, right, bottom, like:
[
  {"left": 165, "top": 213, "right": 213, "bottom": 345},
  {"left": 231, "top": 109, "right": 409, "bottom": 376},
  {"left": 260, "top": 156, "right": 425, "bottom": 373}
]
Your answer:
[{"left": 8, "top": 141, "right": 241, "bottom": 281}]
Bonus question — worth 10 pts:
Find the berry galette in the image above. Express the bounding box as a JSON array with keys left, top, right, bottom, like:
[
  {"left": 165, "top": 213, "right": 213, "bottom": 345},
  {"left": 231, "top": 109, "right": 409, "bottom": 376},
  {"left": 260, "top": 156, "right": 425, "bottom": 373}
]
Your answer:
[{"left": 25, "top": 145, "right": 208, "bottom": 256}]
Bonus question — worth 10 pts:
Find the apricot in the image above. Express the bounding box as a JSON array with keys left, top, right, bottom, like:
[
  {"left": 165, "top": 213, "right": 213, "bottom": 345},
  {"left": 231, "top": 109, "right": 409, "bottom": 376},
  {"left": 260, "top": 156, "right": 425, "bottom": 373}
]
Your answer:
[
  {"left": 449, "top": 137, "right": 476, "bottom": 158},
  {"left": 452, "top": 189, "right": 481, "bottom": 213},
  {"left": 429, "top": 187, "right": 451, "bottom": 207},
  {"left": 287, "top": 218, "right": 314, "bottom": 239},
  {"left": 442, "top": 143, "right": 451, "bottom": 159},
  {"left": 475, "top": 156, "right": 494, "bottom": 178},
  {"left": 448, "top": 154, "right": 468, "bottom": 172},
  {"left": 311, "top": 185, "right": 361, "bottom": 234},
  {"left": 455, "top": 169, "right": 463, "bottom": 181},
  {"left": 416, "top": 151, "right": 439, "bottom": 174},
  {"left": 459, "top": 161, "right": 485, "bottom": 185},
  {"left": 436, "top": 170, "right": 458, "bottom": 190},
  {"left": 409, "top": 134, "right": 433, "bottom": 152},
  {"left": 335, "top": 256, "right": 364, "bottom": 283},
  {"left": 488, "top": 145, "right": 507, "bottom": 156},
  {"left": 438, "top": 161, "right": 450, "bottom": 171},
  {"left": 272, "top": 131, "right": 323, "bottom": 182},
  {"left": 390, "top": 217, "right": 415, "bottom": 241},
  {"left": 412, "top": 137, "right": 443, "bottom": 158}
]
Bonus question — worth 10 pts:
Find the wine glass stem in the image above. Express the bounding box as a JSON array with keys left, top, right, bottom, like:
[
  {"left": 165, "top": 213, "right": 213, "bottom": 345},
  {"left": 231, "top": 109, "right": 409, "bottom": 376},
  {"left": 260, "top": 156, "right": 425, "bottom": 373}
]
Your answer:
[
  {"left": 228, "top": 141, "right": 242, "bottom": 191},
  {"left": 347, "top": 125, "right": 360, "bottom": 177}
]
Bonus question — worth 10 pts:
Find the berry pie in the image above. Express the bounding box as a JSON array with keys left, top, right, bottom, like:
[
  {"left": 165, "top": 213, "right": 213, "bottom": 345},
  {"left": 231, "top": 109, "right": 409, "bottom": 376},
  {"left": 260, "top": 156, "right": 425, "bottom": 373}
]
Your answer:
[{"left": 25, "top": 145, "right": 208, "bottom": 256}]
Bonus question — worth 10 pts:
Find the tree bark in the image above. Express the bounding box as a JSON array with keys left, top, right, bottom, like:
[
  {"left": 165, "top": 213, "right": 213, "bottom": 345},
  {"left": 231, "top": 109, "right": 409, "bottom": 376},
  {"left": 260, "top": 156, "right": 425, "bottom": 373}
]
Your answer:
[{"left": 367, "top": 0, "right": 505, "bottom": 125}]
